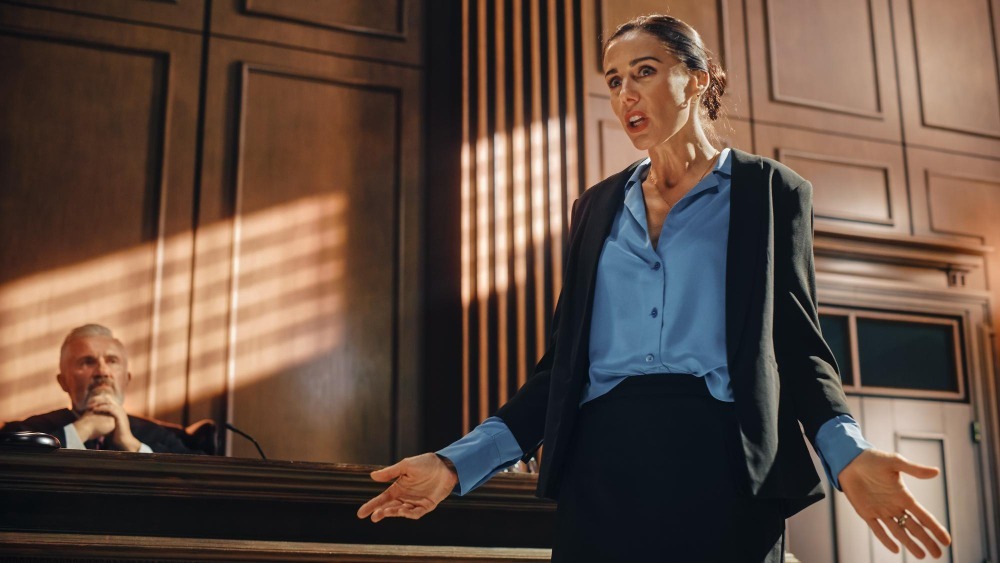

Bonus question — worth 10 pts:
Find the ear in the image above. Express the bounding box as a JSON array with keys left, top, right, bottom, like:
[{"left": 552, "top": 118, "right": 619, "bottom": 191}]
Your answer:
[
  {"left": 688, "top": 69, "right": 709, "bottom": 98},
  {"left": 56, "top": 372, "right": 69, "bottom": 393}
]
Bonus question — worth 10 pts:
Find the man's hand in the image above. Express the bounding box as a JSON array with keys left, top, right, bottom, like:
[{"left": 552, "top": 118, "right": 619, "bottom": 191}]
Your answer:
[
  {"left": 74, "top": 397, "right": 142, "bottom": 452},
  {"left": 72, "top": 410, "right": 115, "bottom": 442},
  {"left": 357, "top": 453, "right": 459, "bottom": 522},
  {"left": 839, "top": 449, "right": 952, "bottom": 559}
]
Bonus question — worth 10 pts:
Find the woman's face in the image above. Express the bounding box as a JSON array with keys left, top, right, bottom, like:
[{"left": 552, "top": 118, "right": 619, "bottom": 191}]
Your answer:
[{"left": 602, "top": 31, "right": 703, "bottom": 151}]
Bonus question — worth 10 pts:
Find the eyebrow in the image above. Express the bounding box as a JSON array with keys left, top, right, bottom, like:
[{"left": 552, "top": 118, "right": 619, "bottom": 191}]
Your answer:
[{"left": 604, "top": 56, "right": 663, "bottom": 78}]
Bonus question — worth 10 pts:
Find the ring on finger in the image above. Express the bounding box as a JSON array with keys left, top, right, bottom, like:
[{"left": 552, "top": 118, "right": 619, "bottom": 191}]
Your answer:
[{"left": 895, "top": 512, "right": 910, "bottom": 528}]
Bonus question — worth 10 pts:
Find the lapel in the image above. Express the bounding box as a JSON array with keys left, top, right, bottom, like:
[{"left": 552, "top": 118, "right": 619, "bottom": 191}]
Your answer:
[
  {"left": 576, "top": 164, "right": 639, "bottom": 282},
  {"left": 725, "top": 149, "right": 767, "bottom": 367},
  {"left": 568, "top": 162, "right": 641, "bottom": 376}
]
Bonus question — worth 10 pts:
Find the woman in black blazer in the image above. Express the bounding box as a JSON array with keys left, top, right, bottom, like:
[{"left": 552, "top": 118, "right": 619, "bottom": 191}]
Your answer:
[{"left": 359, "top": 14, "right": 952, "bottom": 562}]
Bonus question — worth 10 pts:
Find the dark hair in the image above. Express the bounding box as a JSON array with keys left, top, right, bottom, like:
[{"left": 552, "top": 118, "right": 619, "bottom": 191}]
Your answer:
[{"left": 603, "top": 14, "right": 727, "bottom": 122}]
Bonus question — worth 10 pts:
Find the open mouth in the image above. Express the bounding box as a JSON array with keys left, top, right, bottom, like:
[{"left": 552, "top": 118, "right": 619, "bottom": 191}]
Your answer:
[{"left": 627, "top": 113, "right": 648, "bottom": 131}]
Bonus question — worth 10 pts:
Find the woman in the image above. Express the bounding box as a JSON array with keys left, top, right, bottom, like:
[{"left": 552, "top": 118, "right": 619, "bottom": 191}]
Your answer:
[{"left": 358, "top": 14, "right": 952, "bottom": 562}]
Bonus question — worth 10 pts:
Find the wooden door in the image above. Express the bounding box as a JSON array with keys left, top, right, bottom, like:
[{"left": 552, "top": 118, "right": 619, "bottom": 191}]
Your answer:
[{"left": 787, "top": 366, "right": 993, "bottom": 563}]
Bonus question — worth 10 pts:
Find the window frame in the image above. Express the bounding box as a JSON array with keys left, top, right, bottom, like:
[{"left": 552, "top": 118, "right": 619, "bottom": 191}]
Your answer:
[{"left": 818, "top": 306, "right": 966, "bottom": 401}]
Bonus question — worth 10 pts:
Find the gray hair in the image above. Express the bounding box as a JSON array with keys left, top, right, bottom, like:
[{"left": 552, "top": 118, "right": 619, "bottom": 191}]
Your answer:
[{"left": 59, "top": 324, "right": 126, "bottom": 365}]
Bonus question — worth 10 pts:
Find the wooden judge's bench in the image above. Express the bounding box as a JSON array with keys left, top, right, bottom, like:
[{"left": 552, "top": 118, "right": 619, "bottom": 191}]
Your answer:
[{"left": 0, "top": 450, "right": 555, "bottom": 561}]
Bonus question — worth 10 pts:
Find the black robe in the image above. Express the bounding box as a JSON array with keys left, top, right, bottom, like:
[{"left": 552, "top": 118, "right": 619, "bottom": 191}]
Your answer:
[{"left": 2, "top": 409, "right": 202, "bottom": 454}]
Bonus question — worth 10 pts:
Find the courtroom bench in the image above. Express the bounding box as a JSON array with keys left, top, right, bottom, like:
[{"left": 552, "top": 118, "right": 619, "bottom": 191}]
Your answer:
[{"left": 0, "top": 449, "right": 554, "bottom": 561}]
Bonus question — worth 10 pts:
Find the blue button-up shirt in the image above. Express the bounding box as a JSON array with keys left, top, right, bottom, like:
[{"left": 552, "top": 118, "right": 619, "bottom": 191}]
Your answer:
[{"left": 439, "top": 149, "right": 872, "bottom": 494}]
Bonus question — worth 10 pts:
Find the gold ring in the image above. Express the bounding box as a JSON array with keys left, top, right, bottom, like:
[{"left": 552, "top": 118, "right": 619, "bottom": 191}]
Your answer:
[{"left": 896, "top": 513, "right": 910, "bottom": 528}]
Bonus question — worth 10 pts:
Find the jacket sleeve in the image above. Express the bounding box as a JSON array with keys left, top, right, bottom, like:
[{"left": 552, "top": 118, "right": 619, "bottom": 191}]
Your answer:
[
  {"left": 494, "top": 291, "right": 561, "bottom": 456},
  {"left": 493, "top": 196, "right": 581, "bottom": 456},
  {"left": 772, "top": 180, "right": 852, "bottom": 442}
]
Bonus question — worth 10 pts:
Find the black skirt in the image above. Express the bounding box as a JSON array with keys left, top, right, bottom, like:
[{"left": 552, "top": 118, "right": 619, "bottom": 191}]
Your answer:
[{"left": 552, "top": 374, "right": 786, "bottom": 563}]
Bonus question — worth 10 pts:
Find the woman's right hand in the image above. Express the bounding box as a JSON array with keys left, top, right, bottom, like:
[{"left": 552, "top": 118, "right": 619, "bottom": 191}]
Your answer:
[{"left": 356, "top": 453, "right": 459, "bottom": 522}]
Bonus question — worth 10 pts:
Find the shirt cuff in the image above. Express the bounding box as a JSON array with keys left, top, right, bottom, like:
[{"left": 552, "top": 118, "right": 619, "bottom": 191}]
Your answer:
[
  {"left": 436, "top": 416, "right": 524, "bottom": 496},
  {"left": 137, "top": 442, "right": 153, "bottom": 453},
  {"left": 813, "top": 414, "right": 874, "bottom": 490},
  {"left": 62, "top": 423, "right": 85, "bottom": 450}
]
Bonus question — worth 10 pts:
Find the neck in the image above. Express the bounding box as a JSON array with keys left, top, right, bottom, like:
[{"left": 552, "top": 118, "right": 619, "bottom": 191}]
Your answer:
[{"left": 646, "top": 126, "right": 718, "bottom": 189}]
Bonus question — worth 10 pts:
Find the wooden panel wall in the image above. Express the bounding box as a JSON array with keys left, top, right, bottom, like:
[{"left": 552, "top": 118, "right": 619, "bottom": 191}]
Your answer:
[
  {"left": 459, "top": 0, "right": 582, "bottom": 430},
  {"left": 189, "top": 37, "right": 422, "bottom": 463},
  {"left": 190, "top": 3, "right": 423, "bottom": 463},
  {"left": 0, "top": 4, "right": 200, "bottom": 424},
  {"left": 0, "top": 0, "right": 423, "bottom": 466}
]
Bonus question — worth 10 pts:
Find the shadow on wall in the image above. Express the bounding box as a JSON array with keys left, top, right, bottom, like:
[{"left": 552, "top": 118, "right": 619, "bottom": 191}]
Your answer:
[{"left": 0, "top": 194, "right": 348, "bottom": 447}]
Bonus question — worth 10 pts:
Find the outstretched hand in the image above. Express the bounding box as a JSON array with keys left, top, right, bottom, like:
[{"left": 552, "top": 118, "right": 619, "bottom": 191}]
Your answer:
[
  {"left": 839, "top": 449, "right": 952, "bottom": 559},
  {"left": 357, "top": 453, "right": 459, "bottom": 522}
]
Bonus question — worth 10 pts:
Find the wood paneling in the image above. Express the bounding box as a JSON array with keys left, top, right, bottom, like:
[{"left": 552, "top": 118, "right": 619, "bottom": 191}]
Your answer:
[
  {"left": 754, "top": 124, "right": 909, "bottom": 236},
  {"left": 190, "top": 37, "right": 422, "bottom": 464},
  {"left": 0, "top": 450, "right": 556, "bottom": 549},
  {"left": 745, "top": 0, "right": 902, "bottom": 141},
  {"left": 459, "top": 0, "right": 582, "bottom": 431},
  {"left": 0, "top": 533, "right": 553, "bottom": 562},
  {"left": 892, "top": 0, "right": 1000, "bottom": 157},
  {"left": 1, "top": 0, "right": 206, "bottom": 31},
  {"left": 211, "top": 0, "right": 423, "bottom": 66},
  {"left": 907, "top": 147, "right": 1000, "bottom": 365},
  {"left": 0, "top": 5, "right": 200, "bottom": 424}
]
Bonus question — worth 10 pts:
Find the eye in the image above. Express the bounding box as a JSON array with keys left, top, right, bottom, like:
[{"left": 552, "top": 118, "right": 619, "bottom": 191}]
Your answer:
[
  {"left": 637, "top": 65, "right": 655, "bottom": 77},
  {"left": 607, "top": 76, "right": 621, "bottom": 89}
]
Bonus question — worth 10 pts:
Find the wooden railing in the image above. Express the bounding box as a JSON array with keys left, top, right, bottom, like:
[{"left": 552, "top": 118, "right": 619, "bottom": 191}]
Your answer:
[{"left": 0, "top": 449, "right": 555, "bottom": 561}]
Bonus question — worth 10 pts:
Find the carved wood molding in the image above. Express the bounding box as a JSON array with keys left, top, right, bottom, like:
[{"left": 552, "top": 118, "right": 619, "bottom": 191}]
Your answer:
[
  {"left": 0, "top": 450, "right": 555, "bottom": 548},
  {"left": 0, "top": 531, "right": 552, "bottom": 561},
  {"left": 816, "top": 223, "right": 993, "bottom": 257},
  {"left": 0, "top": 450, "right": 547, "bottom": 509}
]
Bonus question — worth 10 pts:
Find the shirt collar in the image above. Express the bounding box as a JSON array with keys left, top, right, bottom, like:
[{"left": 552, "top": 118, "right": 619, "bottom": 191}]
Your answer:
[{"left": 623, "top": 147, "right": 731, "bottom": 220}]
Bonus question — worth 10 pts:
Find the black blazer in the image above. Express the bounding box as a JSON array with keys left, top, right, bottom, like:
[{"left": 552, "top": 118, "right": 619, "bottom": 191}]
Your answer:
[
  {"left": 2, "top": 408, "right": 202, "bottom": 454},
  {"left": 495, "top": 148, "right": 852, "bottom": 517}
]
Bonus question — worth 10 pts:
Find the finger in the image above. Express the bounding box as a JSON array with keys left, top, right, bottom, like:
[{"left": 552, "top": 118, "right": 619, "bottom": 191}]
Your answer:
[
  {"left": 866, "top": 517, "right": 899, "bottom": 554},
  {"left": 398, "top": 505, "right": 430, "bottom": 520},
  {"left": 885, "top": 517, "right": 925, "bottom": 559},
  {"left": 894, "top": 455, "right": 940, "bottom": 479},
  {"left": 899, "top": 517, "right": 943, "bottom": 559},
  {"left": 908, "top": 502, "right": 952, "bottom": 546},
  {"left": 89, "top": 406, "right": 121, "bottom": 419},
  {"left": 357, "top": 491, "right": 398, "bottom": 519},
  {"left": 371, "top": 500, "right": 404, "bottom": 523},
  {"left": 370, "top": 461, "right": 406, "bottom": 483},
  {"left": 380, "top": 503, "right": 413, "bottom": 519}
]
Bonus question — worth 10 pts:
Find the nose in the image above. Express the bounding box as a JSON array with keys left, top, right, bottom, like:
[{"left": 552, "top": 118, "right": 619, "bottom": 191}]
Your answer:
[{"left": 619, "top": 76, "right": 639, "bottom": 105}]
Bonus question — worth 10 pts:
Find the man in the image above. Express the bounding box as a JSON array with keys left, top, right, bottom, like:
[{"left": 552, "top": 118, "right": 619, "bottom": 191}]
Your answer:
[{"left": 1, "top": 324, "right": 200, "bottom": 454}]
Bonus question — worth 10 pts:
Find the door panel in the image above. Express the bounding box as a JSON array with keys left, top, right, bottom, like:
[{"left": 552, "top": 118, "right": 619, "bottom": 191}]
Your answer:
[{"left": 863, "top": 397, "right": 980, "bottom": 563}]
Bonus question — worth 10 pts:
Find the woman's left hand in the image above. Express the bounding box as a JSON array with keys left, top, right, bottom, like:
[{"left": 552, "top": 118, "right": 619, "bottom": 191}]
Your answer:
[{"left": 839, "top": 448, "right": 952, "bottom": 559}]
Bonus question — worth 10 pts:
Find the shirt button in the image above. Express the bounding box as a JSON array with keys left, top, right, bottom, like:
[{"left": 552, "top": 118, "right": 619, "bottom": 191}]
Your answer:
[
  {"left": 645, "top": 354, "right": 654, "bottom": 362},
  {"left": 650, "top": 308, "right": 658, "bottom": 318},
  {"left": 652, "top": 262, "right": 661, "bottom": 271}
]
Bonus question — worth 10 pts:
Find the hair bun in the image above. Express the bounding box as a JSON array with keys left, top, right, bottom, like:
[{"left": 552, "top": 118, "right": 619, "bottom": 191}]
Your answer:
[{"left": 702, "top": 59, "right": 727, "bottom": 121}]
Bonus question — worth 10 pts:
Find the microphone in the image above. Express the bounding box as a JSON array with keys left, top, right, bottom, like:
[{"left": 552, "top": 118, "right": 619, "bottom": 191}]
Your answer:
[{"left": 223, "top": 422, "right": 267, "bottom": 460}]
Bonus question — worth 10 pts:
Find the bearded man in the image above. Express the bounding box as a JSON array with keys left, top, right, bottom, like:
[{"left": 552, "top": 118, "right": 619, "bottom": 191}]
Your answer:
[{"left": 1, "top": 324, "right": 200, "bottom": 454}]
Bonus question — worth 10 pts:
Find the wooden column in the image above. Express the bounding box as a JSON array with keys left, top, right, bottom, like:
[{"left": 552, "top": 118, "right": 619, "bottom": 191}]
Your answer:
[{"left": 461, "top": 0, "right": 583, "bottom": 431}]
